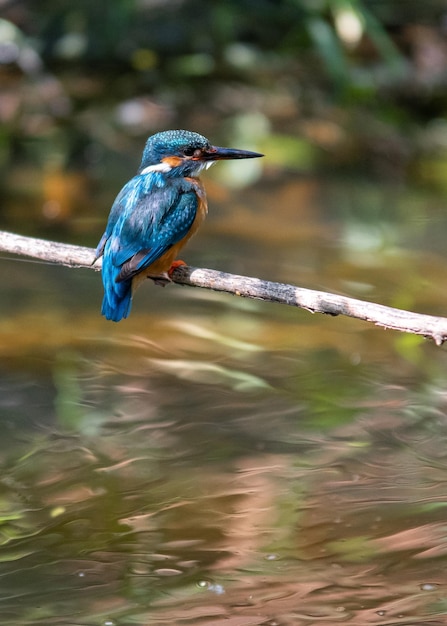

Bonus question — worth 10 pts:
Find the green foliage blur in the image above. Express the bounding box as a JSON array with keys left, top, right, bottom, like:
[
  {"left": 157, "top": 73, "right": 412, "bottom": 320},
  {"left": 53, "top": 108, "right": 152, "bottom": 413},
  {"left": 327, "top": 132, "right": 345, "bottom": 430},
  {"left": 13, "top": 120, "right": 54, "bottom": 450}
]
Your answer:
[{"left": 1, "top": 0, "right": 447, "bottom": 235}]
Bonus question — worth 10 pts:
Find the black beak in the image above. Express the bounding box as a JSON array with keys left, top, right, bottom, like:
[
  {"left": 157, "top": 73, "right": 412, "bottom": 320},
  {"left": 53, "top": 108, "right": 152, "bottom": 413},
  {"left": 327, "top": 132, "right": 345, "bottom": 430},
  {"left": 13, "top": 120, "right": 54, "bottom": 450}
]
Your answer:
[{"left": 201, "top": 145, "right": 264, "bottom": 161}]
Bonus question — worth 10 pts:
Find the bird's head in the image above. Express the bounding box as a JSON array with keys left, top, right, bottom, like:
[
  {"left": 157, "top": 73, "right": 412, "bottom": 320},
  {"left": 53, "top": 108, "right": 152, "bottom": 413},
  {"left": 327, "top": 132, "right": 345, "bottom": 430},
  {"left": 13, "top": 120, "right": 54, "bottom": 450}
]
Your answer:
[{"left": 139, "top": 129, "right": 263, "bottom": 177}]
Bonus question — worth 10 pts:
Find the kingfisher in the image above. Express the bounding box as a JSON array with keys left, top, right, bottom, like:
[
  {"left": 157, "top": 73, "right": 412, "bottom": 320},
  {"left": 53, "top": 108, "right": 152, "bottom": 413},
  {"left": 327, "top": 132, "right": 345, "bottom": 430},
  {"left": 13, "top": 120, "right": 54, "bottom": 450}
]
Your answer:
[{"left": 95, "top": 129, "right": 263, "bottom": 322}]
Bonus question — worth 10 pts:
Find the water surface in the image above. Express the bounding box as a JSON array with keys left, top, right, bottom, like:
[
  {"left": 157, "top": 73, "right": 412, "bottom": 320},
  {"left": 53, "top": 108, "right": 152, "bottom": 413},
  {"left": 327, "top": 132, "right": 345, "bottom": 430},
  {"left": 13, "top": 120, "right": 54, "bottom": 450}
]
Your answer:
[{"left": 1, "top": 174, "right": 447, "bottom": 625}]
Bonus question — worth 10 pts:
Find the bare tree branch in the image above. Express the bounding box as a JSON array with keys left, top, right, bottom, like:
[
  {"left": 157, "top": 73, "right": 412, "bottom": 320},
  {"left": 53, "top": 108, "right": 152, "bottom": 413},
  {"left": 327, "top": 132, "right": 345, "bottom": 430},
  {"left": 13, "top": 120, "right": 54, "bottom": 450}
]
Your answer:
[{"left": 1, "top": 229, "right": 446, "bottom": 345}]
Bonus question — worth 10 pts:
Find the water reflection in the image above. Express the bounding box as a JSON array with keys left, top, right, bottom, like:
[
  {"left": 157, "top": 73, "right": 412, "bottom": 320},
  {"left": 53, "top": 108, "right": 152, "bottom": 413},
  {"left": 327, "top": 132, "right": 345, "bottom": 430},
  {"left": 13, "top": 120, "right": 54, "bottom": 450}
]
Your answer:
[
  {"left": 2, "top": 175, "right": 447, "bottom": 624},
  {"left": 0, "top": 314, "right": 447, "bottom": 624}
]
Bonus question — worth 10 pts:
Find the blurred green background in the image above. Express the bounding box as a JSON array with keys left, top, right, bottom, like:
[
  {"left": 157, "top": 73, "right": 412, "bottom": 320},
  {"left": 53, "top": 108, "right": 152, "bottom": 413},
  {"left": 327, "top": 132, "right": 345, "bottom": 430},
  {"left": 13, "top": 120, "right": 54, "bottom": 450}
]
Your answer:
[
  {"left": 2, "top": 2, "right": 447, "bottom": 625},
  {"left": 2, "top": 0, "right": 447, "bottom": 240}
]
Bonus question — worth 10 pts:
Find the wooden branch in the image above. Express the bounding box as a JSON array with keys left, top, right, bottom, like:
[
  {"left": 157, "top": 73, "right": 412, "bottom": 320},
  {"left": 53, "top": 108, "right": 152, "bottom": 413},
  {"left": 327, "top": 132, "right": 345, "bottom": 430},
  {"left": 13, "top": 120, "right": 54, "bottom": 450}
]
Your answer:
[
  {"left": 0, "top": 230, "right": 98, "bottom": 269},
  {"left": 1, "top": 229, "right": 446, "bottom": 345}
]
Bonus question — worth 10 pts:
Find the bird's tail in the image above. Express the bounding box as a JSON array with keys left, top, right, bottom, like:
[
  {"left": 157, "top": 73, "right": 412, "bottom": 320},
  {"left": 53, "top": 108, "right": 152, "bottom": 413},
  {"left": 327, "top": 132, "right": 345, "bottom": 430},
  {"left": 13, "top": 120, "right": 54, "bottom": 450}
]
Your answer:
[
  {"left": 101, "top": 286, "right": 132, "bottom": 322},
  {"left": 101, "top": 264, "right": 133, "bottom": 322}
]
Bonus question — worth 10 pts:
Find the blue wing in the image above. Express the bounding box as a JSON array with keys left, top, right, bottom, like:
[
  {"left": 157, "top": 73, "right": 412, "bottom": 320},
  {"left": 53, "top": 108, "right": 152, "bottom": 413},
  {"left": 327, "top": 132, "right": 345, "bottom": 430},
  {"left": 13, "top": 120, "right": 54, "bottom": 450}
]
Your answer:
[{"left": 96, "top": 173, "right": 198, "bottom": 321}]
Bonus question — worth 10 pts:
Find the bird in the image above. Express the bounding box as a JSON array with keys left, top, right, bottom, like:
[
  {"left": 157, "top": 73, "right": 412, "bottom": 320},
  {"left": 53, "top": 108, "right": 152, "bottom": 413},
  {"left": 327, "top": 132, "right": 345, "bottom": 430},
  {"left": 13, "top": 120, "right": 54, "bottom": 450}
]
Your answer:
[{"left": 95, "top": 129, "right": 263, "bottom": 322}]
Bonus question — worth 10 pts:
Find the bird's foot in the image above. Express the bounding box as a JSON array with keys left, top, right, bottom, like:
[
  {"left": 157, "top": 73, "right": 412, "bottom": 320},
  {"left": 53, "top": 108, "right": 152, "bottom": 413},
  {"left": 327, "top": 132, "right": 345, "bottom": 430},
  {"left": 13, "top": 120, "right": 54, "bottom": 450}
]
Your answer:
[
  {"left": 168, "top": 260, "right": 187, "bottom": 277},
  {"left": 149, "top": 272, "right": 171, "bottom": 287},
  {"left": 148, "top": 261, "right": 186, "bottom": 287}
]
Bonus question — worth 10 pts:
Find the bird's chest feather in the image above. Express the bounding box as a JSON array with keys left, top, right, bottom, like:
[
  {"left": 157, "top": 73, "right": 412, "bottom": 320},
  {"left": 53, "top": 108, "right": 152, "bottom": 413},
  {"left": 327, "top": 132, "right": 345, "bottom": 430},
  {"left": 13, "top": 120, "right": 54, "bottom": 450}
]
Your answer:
[{"left": 183, "top": 177, "right": 208, "bottom": 238}]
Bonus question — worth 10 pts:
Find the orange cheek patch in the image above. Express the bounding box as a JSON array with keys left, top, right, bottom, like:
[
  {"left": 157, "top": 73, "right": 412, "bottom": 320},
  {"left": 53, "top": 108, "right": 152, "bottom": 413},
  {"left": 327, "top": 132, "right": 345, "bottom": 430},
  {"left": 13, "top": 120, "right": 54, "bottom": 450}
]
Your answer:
[{"left": 162, "top": 156, "right": 183, "bottom": 168}]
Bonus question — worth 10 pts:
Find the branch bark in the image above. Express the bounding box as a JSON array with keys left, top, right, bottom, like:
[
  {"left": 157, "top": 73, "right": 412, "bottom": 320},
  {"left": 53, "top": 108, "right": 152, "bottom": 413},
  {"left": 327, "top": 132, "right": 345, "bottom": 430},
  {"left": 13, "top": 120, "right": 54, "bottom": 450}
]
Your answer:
[{"left": 1, "top": 229, "right": 446, "bottom": 345}]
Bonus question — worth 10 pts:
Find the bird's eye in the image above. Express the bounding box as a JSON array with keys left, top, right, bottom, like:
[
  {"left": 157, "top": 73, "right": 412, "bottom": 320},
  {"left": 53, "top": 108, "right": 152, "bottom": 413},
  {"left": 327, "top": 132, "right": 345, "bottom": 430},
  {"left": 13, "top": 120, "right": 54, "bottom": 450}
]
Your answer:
[{"left": 183, "top": 147, "right": 196, "bottom": 157}]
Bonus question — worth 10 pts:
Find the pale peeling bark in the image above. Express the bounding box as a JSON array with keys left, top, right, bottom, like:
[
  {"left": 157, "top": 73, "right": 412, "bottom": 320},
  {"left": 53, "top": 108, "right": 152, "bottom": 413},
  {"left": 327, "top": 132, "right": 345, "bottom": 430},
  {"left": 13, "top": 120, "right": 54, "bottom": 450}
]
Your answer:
[{"left": 1, "top": 229, "right": 447, "bottom": 345}]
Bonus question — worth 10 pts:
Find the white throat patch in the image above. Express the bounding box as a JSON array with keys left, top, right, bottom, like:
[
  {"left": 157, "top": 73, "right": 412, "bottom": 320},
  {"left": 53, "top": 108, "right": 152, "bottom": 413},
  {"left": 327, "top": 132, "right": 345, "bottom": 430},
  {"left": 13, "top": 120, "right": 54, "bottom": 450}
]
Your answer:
[
  {"left": 140, "top": 162, "right": 172, "bottom": 175},
  {"left": 193, "top": 161, "right": 216, "bottom": 174},
  {"left": 140, "top": 160, "right": 216, "bottom": 177}
]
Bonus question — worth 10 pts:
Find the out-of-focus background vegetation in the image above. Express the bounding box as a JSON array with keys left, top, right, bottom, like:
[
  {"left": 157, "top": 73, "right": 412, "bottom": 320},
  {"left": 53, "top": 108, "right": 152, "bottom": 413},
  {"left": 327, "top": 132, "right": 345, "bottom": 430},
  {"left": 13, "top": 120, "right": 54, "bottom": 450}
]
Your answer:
[
  {"left": 2, "top": 0, "right": 447, "bottom": 239},
  {"left": 3, "top": 2, "right": 447, "bottom": 625}
]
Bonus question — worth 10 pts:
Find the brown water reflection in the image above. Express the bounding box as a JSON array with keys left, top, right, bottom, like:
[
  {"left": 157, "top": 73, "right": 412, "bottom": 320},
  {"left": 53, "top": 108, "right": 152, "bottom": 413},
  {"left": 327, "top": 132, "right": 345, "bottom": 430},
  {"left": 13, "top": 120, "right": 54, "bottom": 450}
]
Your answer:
[{"left": 1, "top": 325, "right": 447, "bottom": 624}]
